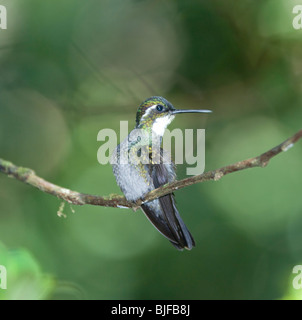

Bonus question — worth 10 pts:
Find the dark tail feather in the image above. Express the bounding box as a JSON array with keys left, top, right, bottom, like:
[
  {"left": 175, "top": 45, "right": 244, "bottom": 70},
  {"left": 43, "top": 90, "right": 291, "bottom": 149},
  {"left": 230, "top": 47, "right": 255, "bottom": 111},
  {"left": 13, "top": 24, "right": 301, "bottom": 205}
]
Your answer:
[
  {"left": 170, "top": 204, "right": 195, "bottom": 250},
  {"left": 141, "top": 196, "right": 195, "bottom": 250}
]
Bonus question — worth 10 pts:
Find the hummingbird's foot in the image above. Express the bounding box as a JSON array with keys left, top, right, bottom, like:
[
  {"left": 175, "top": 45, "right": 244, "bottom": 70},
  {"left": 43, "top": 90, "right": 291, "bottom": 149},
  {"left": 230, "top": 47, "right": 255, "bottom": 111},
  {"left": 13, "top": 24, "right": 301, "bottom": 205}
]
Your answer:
[
  {"left": 129, "top": 198, "right": 146, "bottom": 211},
  {"left": 131, "top": 203, "right": 141, "bottom": 212}
]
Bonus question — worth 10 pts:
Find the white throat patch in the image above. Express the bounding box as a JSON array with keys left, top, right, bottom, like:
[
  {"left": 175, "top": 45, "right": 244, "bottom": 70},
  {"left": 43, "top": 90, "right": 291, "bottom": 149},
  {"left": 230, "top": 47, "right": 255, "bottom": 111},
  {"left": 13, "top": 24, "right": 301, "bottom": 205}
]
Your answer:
[{"left": 152, "top": 115, "right": 175, "bottom": 136}]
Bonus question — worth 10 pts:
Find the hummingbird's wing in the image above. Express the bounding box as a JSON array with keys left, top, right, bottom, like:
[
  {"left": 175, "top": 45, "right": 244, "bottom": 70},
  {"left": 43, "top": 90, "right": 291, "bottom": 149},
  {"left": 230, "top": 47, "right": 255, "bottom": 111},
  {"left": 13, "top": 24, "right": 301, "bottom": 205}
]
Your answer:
[{"left": 141, "top": 151, "right": 195, "bottom": 250}]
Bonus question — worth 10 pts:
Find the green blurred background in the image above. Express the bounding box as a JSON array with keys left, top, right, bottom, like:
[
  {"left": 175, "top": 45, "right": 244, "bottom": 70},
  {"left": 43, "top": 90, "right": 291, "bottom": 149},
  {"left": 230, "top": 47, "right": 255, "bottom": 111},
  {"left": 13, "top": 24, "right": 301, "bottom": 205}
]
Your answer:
[{"left": 0, "top": 0, "right": 302, "bottom": 300}]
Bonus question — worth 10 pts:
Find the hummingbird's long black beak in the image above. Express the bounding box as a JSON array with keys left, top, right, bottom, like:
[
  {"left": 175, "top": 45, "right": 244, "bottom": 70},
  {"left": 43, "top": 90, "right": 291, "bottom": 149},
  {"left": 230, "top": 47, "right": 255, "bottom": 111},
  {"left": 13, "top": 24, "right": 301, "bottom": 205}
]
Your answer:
[{"left": 171, "top": 109, "right": 212, "bottom": 115}]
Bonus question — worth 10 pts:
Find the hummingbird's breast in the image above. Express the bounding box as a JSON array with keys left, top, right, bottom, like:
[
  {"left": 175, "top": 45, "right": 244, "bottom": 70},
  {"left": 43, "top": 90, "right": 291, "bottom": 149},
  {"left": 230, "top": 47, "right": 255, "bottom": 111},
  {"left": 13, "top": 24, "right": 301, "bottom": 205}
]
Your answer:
[
  {"left": 111, "top": 159, "right": 152, "bottom": 202},
  {"left": 110, "top": 131, "right": 175, "bottom": 202}
]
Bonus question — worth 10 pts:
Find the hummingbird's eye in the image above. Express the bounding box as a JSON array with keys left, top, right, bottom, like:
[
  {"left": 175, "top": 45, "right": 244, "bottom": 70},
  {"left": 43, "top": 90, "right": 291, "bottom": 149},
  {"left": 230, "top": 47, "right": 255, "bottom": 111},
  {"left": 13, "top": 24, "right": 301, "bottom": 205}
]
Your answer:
[{"left": 156, "top": 105, "right": 164, "bottom": 112}]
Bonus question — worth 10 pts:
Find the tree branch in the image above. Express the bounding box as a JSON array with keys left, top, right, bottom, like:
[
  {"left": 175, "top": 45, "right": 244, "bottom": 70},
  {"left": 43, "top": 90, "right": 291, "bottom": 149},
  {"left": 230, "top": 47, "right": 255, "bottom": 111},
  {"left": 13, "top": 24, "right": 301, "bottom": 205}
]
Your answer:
[{"left": 0, "top": 129, "right": 301, "bottom": 210}]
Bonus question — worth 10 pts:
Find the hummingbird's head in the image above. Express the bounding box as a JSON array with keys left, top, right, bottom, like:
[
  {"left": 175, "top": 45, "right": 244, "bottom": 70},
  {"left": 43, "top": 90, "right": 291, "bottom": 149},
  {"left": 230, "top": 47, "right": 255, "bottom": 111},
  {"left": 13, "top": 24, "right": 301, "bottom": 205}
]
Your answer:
[
  {"left": 136, "top": 96, "right": 175, "bottom": 136},
  {"left": 136, "top": 96, "right": 212, "bottom": 136}
]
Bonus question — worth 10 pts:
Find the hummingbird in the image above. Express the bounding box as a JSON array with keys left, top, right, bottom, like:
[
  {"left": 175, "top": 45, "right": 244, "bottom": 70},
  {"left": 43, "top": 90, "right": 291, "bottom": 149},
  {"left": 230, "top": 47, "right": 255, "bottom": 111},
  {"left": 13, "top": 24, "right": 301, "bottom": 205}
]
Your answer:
[{"left": 111, "top": 96, "right": 211, "bottom": 250}]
